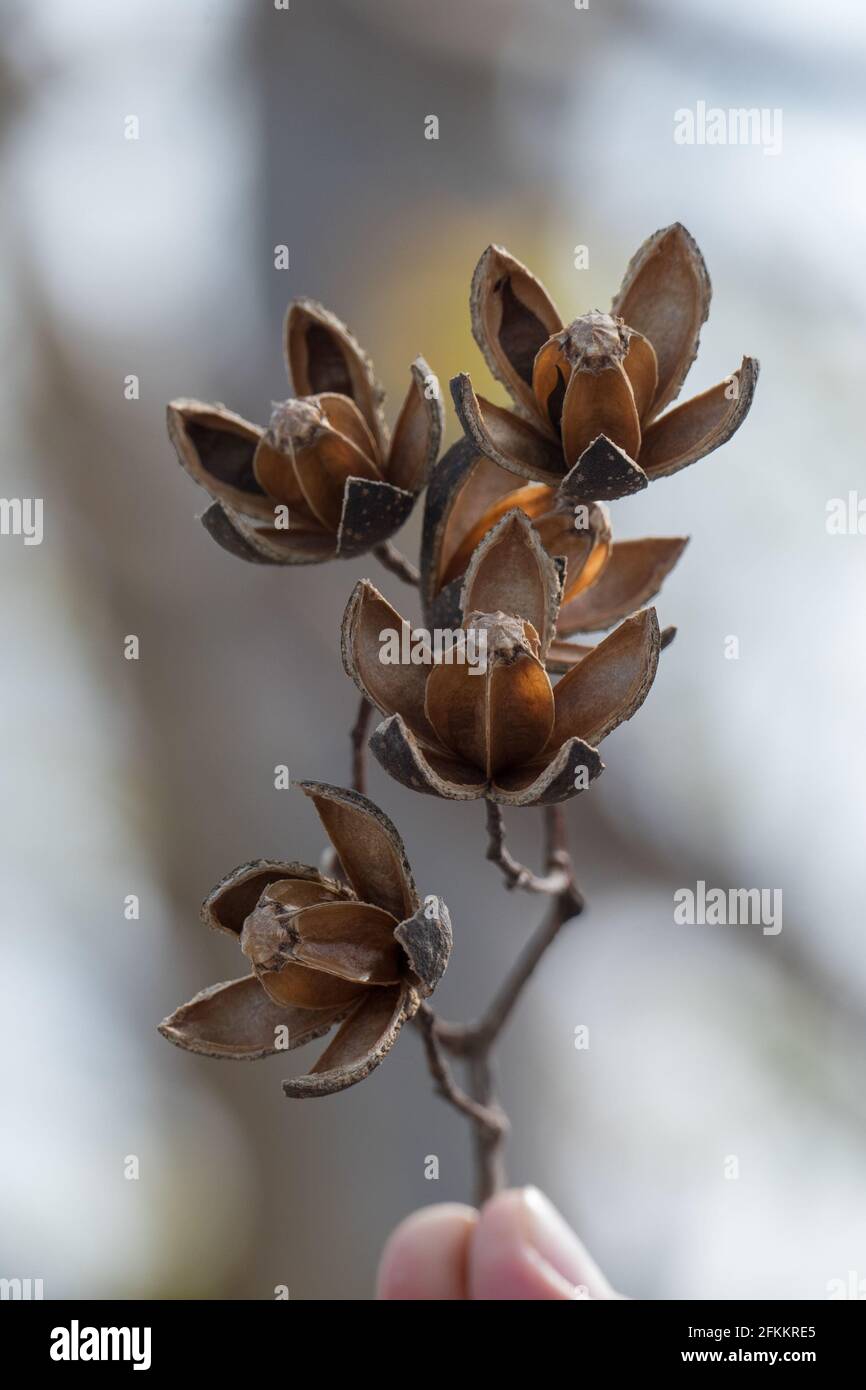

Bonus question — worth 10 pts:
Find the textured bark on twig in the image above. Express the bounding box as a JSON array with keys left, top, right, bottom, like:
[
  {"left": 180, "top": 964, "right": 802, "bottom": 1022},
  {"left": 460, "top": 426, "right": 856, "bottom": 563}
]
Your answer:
[
  {"left": 350, "top": 696, "right": 373, "bottom": 794},
  {"left": 484, "top": 799, "right": 572, "bottom": 895},
  {"left": 415, "top": 804, "right": 584, "bottom": 1201},
  {"left": 373, "top": 540, "right": 420, "bottom": 586},
  {"left": 416, "top": 1004, "right": 507, "bottom": 1139},
  {"left": 466, "top": 1052, "right": 508, "bottom": 1204}
]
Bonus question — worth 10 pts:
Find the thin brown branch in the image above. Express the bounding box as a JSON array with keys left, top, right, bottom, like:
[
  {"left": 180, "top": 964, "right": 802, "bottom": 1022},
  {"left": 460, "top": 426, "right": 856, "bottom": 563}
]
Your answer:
[
  {"left": 484, "top": 800, "right": 571, "bottom": 895},
  {"left": 466, "top": 1051, "right": 508, "bottom": 1204},
  {"left": 372, "top": 540, "right": 420, "bottom": 586},
  {"left": 415, "top": 1003, "right": 509, "bottom": 1173},
  {"left": 418, "top": 804, "right": 584, "bottom": 1202},
  {"left": 350, "top": 695, "right": 373, "bottom": 794}
]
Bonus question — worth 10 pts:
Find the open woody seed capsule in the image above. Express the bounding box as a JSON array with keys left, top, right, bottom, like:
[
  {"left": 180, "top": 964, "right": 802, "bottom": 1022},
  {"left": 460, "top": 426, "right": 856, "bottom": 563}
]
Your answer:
[
  {"left": 158, "top": 784, "right": 451, "bottom": 1097},
  {"left": 343, "top": 510, "right": 662, "bottom": 805},
  {"left": 452, "top": 223, "right": 759, "bottom": 503},
  {"left": 167, "top": 299, "right": 443, "bottom": 564}
]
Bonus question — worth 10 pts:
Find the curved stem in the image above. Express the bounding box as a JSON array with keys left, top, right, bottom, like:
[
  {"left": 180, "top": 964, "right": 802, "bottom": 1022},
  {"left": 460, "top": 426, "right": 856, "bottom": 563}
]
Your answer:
[
  {"left": 372, "top": 540, "right": 420, "bottom": 586},
  {"left": 484, "top": 800, "right": 571, "bottom": 895},
  {"left": 415, "top": 1004, "right": 507, "bottom": 1139},
  {"left": 417, "top": 803, "right": 584, "bottom": 1201}
]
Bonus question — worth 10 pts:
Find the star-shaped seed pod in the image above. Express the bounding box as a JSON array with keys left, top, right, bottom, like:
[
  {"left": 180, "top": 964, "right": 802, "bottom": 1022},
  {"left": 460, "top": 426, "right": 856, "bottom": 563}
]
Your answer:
[
  {"left": 158, "top": 782, "right": 452, "bottom": 1097},
  {"left": 342, "top": 509, "right": 660, "bottom": 805},
  {"left": 421, "top": 437, "right": 688, "bottom": 671},
  {"left": 167, "top": 300, "right": 443, "bottom": 563},
  {"left": 451, "top": 224, "right": 759, "bottom": 503}
]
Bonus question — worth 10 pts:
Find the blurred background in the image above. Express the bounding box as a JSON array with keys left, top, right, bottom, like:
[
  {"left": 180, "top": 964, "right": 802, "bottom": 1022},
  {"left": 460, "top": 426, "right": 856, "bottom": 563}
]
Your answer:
[{"left": 1, "top": 0, "right": 865, "bottom": 1300}]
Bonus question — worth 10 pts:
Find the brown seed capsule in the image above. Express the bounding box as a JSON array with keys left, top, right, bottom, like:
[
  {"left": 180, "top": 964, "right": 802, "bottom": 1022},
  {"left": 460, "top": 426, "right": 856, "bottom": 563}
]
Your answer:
[
  {"left": 158, "top": 784, "right": 452, "bottom": 1097},
  {"left": 345, "top": 510, "right": 662, "bottom": 805},
  {"left": 167, "top": 300, "right": 443, "bottom": 564},
  {"left": 451, "top": 223, "right": 758, "bottom": 498}
]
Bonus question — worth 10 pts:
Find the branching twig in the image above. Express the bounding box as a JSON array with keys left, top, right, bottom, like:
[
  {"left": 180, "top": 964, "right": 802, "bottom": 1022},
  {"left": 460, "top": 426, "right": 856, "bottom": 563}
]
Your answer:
[
  {"left": 417, "top": 803, "right": 584, "bottom": 1203},
  {"left": 372, "top": 540, "right": 420, "bottom": 586},
  {"left": 484, "top": 800, "right": 571, "bottom": 895},
  {"left": 342, "top": 676, "right": 582, "bottom": 1202},
  {"left": 415, "top": 1004, "right": 508, "bottom": 1139}
]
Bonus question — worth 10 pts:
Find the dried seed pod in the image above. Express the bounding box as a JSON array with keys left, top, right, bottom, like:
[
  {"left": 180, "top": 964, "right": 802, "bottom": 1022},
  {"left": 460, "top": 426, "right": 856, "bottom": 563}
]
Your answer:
[
  {"left": 453, "top": 226, "right": 756, "bottom": 498},
  {"left": 346, "top": 511, "right": 661, "bottom": 805},
  {"left": 159, "top": 785, "right": 452, "bottom": 1097},
  {"left": 168, "top": 303, "right": 442, "bottom": 565}
]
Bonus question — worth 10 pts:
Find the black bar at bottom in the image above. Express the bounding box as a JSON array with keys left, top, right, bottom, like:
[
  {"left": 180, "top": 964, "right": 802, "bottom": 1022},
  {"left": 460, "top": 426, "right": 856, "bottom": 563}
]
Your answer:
[{"left": 4, "top": 1297, "right": 864, "bottom": 1373}]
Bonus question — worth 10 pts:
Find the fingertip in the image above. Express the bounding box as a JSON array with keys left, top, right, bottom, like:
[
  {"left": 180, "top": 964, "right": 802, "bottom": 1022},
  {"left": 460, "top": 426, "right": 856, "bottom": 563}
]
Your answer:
[
  {"left": 377, "top": 1203, "right": 478, "bottom": 1300},
  {"left": 469, "top": 1187, "right": 617, "bottom": 1301}
]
